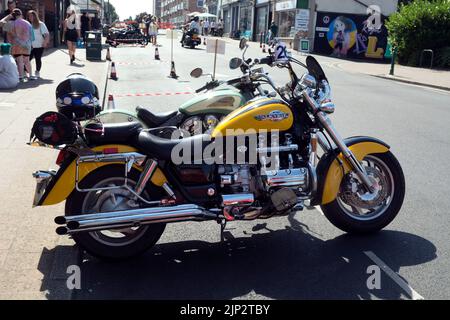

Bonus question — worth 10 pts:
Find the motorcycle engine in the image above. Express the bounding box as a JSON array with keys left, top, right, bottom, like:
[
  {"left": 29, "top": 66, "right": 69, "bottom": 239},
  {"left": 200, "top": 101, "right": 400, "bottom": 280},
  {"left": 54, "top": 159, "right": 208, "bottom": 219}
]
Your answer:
[{"left": 217, "top": 133, "right": 311, "bottom": 219}]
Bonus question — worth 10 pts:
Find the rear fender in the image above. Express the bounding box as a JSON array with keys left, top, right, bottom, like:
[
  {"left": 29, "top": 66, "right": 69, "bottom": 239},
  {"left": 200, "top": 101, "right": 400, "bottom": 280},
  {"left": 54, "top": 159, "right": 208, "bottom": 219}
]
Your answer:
[
  {"left": 313, "top": 136, "right": 390, "bottom": 206},
  {"left": 36, "top": 145, "right": 168, "bottom": 207}
]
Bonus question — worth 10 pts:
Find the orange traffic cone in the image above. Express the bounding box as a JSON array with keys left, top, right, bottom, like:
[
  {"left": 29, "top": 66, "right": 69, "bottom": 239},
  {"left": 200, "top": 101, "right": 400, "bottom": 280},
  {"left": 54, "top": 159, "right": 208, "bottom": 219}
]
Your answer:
[
  {"left": 155, "top": 47, "right": 160, "bottom": 60},
  {"left": 169, "top": 61, "right": 178, "bottom": 79},
  {"left": 107, "top": 94, "right": 116, "bottom": 110},
  {"left": 106, "top": 47, "right": 111, "bottom": 61},
  {"left": 110, "top": 62, "right": 118, "bottom": 80}
]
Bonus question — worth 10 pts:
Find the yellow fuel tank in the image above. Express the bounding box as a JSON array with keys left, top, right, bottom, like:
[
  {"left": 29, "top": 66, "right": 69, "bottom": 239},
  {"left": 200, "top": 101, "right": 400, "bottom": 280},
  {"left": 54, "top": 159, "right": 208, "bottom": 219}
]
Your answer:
[{"left": 211, "top": 98, "right": 294, "bottom": 138}]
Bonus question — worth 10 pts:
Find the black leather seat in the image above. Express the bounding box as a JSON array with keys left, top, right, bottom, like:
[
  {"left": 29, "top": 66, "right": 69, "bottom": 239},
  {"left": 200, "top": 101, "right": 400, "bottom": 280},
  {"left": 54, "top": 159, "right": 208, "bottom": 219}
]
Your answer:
[
  {"left": 135, "top": 130, "right": 211, "bottom": 162},
  {"left": 136, "top": 106, "right": 179, "bottom": 128},
  {"left": 84, "top": 121, "right": 142, "bottom": 146}
]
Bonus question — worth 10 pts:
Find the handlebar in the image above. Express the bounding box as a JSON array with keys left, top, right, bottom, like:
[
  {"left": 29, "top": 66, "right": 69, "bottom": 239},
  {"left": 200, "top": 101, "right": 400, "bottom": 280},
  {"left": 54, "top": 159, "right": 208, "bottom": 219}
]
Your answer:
[{"left": 195, "top": 80, "right": 220, "bottom": 93}]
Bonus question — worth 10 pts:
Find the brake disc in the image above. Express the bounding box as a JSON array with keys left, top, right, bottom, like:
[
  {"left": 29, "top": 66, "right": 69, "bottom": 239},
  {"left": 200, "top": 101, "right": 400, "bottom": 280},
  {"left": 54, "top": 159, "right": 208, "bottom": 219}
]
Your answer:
[{"left": 340, "top": 167, "right": 389, "bottom": 210}]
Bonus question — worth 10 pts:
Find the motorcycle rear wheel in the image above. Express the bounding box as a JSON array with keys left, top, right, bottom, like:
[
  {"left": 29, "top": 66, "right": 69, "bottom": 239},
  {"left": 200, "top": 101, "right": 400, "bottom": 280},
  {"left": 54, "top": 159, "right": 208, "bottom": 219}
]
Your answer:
[
  {"left": 65, "top": 165, "right": 166, "bottom": 261},
  {"left": 321, "top": 151, "right": 405, "bottom": 234}
]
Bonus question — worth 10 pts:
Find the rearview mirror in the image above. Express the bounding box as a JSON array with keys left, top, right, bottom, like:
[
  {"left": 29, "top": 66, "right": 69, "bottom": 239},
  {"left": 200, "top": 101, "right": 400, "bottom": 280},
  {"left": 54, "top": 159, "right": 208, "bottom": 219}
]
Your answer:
[
  {"left": 239, "top": 38, "right": 248, "bottom": 50},
  {"left": 190, "top": 68, "right": 203, "bottom": 78},
  {"left": 229, "top": 58, "right": 243, "bottom": 70}
]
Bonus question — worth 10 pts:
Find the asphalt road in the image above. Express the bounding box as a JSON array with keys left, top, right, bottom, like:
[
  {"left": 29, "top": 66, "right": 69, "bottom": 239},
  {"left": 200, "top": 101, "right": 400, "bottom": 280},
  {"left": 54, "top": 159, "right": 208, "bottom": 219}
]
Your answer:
[{"left": 73, "top": 33, "right": 450, "bottom": 300}]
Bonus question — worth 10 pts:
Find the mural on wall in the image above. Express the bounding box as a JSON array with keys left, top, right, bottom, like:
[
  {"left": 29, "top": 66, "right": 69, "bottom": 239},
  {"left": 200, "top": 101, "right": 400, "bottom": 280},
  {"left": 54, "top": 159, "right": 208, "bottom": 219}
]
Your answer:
[{"left": 314, "top": 10, "right": 388, "bottom": 59}]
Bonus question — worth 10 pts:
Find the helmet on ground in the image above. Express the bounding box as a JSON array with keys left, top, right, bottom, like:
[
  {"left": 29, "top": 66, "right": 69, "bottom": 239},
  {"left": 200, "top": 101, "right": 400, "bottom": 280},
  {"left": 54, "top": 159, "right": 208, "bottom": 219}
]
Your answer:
[{"left": 55, "top": 73, "right": 101, "bottom": 121}]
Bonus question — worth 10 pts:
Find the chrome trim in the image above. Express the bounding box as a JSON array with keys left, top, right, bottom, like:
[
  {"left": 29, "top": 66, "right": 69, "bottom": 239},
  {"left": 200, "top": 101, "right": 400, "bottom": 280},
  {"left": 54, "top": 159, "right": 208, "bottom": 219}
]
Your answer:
[
  {"left": 75, "top": 152, "right": 147, "bottom": 193},
  {"left": 265, "top": 168, "right": 308, "bottom": 189},
  {"left": 299, "top": 74, "right": 317, "bottom": 89},
  {"left": 222, "top": 194, "right": 255, "bottom": 207},
  {"left": 257, "top": 144, "right": 298, "bottom": 154},
  {"left": 135, "top": 159, "right": 158, "bottom": 196},
  {"left": 220, "top": 175, "right": 233, "bottom": 185},
  {"left": 56, "top": 204, "right": 217, "bottom": 234},
  {"left": 32, "top": 170, "right": 57, "bottom": 207}
]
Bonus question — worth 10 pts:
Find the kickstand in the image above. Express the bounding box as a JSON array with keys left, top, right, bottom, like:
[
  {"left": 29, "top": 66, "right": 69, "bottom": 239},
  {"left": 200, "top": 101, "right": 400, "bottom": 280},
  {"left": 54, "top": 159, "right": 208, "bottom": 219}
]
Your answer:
[{"left": 220, "top": 219, "right": 227, "bottom": 243}]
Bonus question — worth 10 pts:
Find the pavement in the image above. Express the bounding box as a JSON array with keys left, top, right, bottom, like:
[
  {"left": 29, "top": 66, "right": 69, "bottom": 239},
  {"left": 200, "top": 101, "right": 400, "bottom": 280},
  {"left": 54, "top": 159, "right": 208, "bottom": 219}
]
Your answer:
[
  {"left": 0, "top": 47, "right": 108, "bottom": 299},
  {"left": 0, "top": 33, "right": 449, "bottom": 300}
]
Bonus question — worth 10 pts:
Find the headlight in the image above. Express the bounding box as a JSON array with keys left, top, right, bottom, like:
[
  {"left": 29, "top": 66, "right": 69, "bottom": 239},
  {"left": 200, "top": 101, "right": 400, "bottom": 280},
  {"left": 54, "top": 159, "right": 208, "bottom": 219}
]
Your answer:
[
  {"left": 63, "top": 97, "right": 72, "bottom": 105},
  {"left": 81, "top": 96, "right": 91, "bottom": 104},
  {"left": 319, "top": 99, "right": 335, "bottom": 114}
]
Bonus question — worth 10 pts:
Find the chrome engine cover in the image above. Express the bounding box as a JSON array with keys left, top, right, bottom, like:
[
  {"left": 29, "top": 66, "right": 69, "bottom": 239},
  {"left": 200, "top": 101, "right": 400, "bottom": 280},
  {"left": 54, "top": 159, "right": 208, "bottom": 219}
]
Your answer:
[{"left": 263, "top": 168, "right": 309, "bottom": 192}]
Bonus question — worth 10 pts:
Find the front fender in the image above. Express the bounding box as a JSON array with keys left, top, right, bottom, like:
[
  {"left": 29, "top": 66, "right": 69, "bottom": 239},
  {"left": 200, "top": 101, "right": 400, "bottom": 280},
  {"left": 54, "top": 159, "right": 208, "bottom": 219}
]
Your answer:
[
  {"left": 315, "top": 136, "right": 390, "bottom": 206},
  {"left": 36, "top": 145, "right": 167, "bottom": 207}
]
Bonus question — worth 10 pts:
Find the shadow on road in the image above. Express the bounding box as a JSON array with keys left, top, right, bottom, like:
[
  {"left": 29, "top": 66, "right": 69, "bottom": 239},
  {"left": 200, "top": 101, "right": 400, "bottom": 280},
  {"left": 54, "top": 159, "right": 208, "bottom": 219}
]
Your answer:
[{"left": 38, "top": 214, "right": 437, "bottom": 300}]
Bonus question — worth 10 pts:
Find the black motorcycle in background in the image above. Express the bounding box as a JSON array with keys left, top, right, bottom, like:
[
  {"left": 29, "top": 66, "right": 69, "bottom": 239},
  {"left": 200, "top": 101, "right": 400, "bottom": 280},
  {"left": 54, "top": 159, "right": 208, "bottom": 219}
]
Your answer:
[
  {"left": 181, "top": 27, "right": 201, "bottom": 49},
  {"left": 106, "top": 24, "right": 148, "bottom": 47}
]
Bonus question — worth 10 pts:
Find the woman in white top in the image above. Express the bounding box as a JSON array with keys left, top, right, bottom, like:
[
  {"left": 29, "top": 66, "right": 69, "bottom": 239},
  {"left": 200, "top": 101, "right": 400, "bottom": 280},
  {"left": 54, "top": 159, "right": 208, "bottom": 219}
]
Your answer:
[
  {"left": 63, "top": 7, "right": 81, "bottom": 64},
  {"left": 149, "top": 19, "right": 158, "bottom": 46},
  {"left": 27, "top": 10, "right": 49, "bottom": 78}
]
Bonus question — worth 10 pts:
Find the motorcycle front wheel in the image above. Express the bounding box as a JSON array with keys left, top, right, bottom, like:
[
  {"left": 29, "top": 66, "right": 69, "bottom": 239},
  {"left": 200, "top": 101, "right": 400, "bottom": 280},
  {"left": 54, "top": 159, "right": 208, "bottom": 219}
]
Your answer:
[
  {"left": 321, "top": 151, "right": 405, "bottom": 234},
  {"left": 65, "top": 165, "right": 166, "bottom": 260}
]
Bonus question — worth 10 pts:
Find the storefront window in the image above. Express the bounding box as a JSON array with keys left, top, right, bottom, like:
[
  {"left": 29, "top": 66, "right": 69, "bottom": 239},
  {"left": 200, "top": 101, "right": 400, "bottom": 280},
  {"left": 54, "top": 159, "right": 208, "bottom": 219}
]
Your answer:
[
  {"left": 239, "top": 4, "right": 253, "bottom": 38},
  {"left": 255, "top": 6, "right": 268, "bottom": 41},
  {"left": 277, "top": 10, "right": 296, "bottom": 37}
]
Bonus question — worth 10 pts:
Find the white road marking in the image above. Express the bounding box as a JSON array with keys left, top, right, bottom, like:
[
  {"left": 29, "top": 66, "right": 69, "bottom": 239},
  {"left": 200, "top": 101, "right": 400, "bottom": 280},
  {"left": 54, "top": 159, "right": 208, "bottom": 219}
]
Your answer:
[
  {"left": 314, "top": 206, "right": 324, "bottom": 215},
  {"left": 364, "top": 251, "right": 425, "bottom": 300}
]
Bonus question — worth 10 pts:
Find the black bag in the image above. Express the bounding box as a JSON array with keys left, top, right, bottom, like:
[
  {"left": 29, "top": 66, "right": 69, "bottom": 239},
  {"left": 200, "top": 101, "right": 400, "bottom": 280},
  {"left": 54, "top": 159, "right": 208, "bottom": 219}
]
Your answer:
[{"left": 30, "top": 111, "right": 78, "bottom": 146}]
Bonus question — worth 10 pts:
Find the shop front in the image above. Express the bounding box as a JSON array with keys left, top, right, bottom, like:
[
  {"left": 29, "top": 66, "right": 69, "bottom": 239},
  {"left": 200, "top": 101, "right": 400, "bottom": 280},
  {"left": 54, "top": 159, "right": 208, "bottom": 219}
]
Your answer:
[
  {"left": 275, "top": 0, "right": 296, "bottom": 39},
  {"left": 221, "top": 0, "right": 238, "bottom": 36},
  {"left": 238, "top": 0, "right": 253, "bottom": 39},
  {"left": 254, "top": 0, "right": 271, "bottom": 42}
]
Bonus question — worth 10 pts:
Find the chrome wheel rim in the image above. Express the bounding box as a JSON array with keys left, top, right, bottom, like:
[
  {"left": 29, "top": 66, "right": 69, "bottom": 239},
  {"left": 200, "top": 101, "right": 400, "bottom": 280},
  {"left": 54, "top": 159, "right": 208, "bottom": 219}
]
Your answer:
[
  {"left": 81, "top": 177, "right": 148, "bottom": 247},
  {"left": 337, "top": 155, "right": 395, "bottom": 221}
]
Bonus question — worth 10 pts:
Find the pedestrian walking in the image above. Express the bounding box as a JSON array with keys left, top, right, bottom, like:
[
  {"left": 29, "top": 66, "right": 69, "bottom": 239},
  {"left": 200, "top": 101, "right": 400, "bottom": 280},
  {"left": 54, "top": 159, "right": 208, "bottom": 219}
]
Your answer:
[
  {"left": 92, "top": 13, "right": 100, "bottom": 31},
  {"left": 0, "top": 8, "right": 34, "bottom": 82},
  {"left": 269, "top": 21, "right": 278, "bottom": 41},
  {"left": 27, "top": 10, "right": 49, "bottom": 79},
  {"left": 0, "top": 0, "right": 16, "bottom": 43},
  {"left": 149, "top": 19, "right": 158, "bottom": 46},
  {"left": 203, "top": 19, "right": 210, "bottom": 36},
  {"left": 210, "top": 20, "right": 216, "bottom": 36},
  {"left": 217, "top": 19, "right": 223, "bottom": 37},
  {"left": 80, "top": 12, "right": 89, "bottom": 45},
  {"left": 144, "top": 15, "right": 151, "bottom": 38},
  {"left": 64, "top": 7, "right": 81, "bottom": 65},
  {"left": 0, "top": 43, "right": 19, "bottom": 89}
]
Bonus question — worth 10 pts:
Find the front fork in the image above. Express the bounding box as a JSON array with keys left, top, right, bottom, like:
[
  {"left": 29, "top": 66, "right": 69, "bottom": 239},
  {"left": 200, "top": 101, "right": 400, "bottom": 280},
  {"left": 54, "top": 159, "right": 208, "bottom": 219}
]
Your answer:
[{"left": 303, "top": 91, "right": 375, "bottom": 192}]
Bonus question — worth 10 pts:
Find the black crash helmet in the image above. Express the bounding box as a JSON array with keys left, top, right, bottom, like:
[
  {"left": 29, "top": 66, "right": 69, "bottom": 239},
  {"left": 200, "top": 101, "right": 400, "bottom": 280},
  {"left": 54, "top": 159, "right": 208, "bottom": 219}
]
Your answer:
[{"left": 56, "top": 73, "right": 101, "bottom": 121}]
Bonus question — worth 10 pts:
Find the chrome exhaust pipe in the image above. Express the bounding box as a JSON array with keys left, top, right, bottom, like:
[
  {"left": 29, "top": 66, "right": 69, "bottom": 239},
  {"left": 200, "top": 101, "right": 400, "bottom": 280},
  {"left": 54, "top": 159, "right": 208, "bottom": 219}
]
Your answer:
[
  {"left": 55, "top": 204, "right": 217, "bottom": 235},
  {"left": 55, "top": 204, "right": 200, "bottom": 225}
]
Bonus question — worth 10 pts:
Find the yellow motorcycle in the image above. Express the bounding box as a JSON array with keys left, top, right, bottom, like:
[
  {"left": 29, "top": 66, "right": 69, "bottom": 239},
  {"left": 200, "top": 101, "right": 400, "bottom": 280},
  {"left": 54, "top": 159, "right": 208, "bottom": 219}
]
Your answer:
[{"left": 30, "top": 41, "right": 405, "bottom": 260}]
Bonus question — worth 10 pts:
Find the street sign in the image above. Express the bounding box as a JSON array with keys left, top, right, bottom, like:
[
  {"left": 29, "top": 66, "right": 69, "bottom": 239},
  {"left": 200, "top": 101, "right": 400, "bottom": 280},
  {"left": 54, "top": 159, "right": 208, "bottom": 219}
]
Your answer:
[
  {"left": 300, "top": 39, "right": 310, "bottom": 53},
  {"left": 206, "top": 39, "right": 226, "bottom": 55},
  {"left": 206, "top": 39, "right": 227, "bottom": 81},
  {"left": 166, "top": 29, "right": 178, "bottom": 39},
  {"left": 295, "top": 9, "right": 310, "bottom": 32}
]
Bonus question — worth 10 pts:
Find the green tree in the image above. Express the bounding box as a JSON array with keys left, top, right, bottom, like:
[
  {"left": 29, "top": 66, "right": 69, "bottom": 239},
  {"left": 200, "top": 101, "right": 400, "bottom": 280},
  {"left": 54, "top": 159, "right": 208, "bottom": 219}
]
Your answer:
[
  {"left": 105, "top": 2, "right": 119, "bottom": 23},
  {"left": 386, "top": 0, "right": 450, "bottom": 67}
]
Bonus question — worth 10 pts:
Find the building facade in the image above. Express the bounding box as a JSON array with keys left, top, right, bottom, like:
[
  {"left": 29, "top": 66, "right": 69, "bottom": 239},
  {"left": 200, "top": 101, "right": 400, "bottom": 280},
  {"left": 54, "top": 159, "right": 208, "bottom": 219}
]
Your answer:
[
  {"left": 153, "top": 0, "right": 162, "bottom": 17},
  {"left": 160, "top": 0, "right": 206, "bottom": 28},
  {"left": 1, "top": 0, "right": 105, "bottom": 46},
  {"left": 216, "top": 0, "right": 398, "bottom": 58}
]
